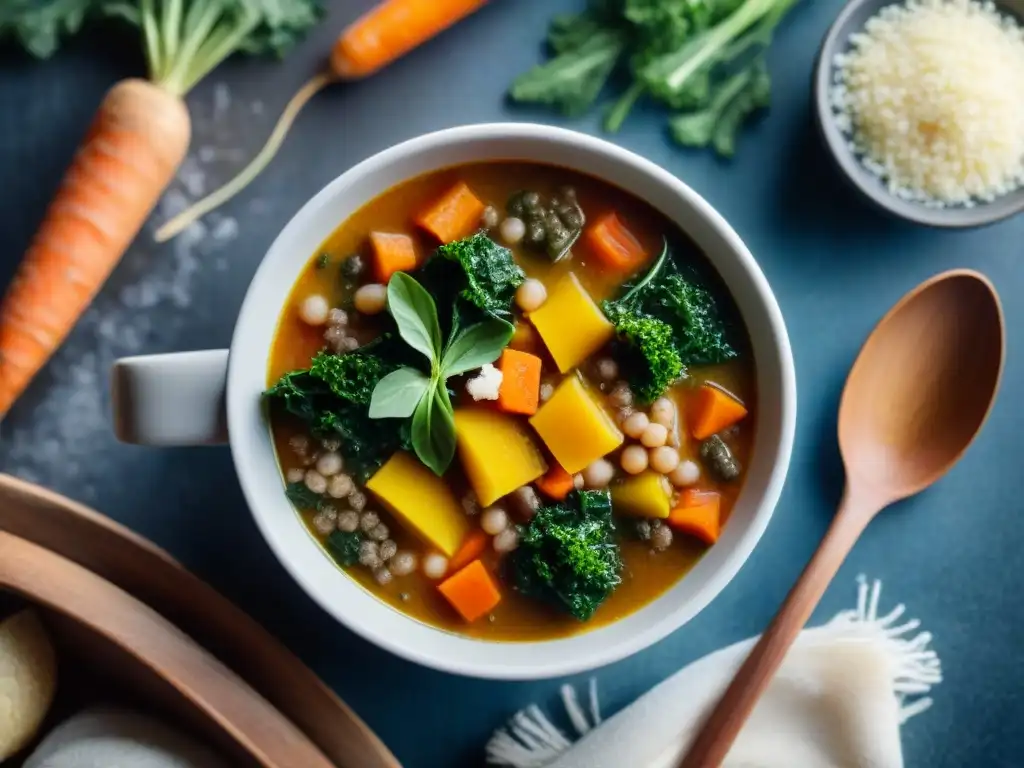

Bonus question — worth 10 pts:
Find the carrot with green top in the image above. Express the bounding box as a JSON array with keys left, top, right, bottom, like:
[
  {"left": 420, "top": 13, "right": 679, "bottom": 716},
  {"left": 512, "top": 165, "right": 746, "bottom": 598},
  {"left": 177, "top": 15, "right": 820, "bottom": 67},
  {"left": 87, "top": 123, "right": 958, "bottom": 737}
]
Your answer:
[
  {"left": 156, "top": 0, "right": 491, "bottom": 242},
  {"left": 690, "top": 384, "right": 748, "bottom": 440},
  {"left": 0, "top": 2, "right": 319, "bottom": 417}
]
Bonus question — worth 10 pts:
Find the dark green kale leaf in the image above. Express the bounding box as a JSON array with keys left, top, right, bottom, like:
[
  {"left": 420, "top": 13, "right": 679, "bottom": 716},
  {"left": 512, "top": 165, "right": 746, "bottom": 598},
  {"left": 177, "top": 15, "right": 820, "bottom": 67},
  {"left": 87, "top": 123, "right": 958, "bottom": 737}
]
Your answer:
[
  {"left": 265, "top": 347, "right": 408, "bottom": 482},
  {"left": 602, "top": 241, "right": 738, "bottom": 402},
  {"left": 431, "top": 233, "right": 525, "bottom": 319},
  {"left": 285, "top": 481, "right": 324, "bottom": 511},
  {"left": 0, "top": 0, "right": 92, "bottom": 58},
  {"left": 508, "top": 490, "right": 622, "bottom": 621},
  {"left": 325, "top": 530, "right": 364, "bottom": 567}
]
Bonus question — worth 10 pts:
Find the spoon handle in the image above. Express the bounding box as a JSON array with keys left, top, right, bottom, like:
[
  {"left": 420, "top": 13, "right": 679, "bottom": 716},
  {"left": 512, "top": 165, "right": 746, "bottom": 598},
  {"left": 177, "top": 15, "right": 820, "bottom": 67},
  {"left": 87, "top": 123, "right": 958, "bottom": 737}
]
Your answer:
[{"left": 678, "top": 485, "right": 878, "bottom": 768}]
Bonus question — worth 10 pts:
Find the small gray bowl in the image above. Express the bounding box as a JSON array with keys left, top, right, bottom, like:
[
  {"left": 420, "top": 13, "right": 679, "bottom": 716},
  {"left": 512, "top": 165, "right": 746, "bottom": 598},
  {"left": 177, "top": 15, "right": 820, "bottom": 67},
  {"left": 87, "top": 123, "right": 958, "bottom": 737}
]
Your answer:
[{"left": 814, "top": 0, "right": 1024, "bottom": 228}]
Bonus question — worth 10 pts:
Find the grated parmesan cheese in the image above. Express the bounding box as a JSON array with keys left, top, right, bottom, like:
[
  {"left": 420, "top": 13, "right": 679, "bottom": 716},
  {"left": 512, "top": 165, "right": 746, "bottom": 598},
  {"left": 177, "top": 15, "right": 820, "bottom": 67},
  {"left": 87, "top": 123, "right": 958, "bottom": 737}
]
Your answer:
[{"left": 831, "top": 0, "right": 1024, "bottom": 206}]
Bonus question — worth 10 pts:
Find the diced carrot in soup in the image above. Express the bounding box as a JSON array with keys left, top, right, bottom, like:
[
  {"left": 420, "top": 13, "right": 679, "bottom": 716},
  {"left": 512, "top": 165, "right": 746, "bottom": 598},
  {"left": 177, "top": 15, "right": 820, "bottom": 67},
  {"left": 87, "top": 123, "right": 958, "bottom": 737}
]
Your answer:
[
  {"left": 416, "top": 181, "right": 485, "bottom": 243},
  {"left": 369, "top": 231, "right": 418, "bottom": 283},
  {"left": 585, "top": 212, "right": 646, "bottom": 271},
  {"left": 535, "top": 462, "right": 575, "bottom": 500},
  {"left": 690, "top": 384, "right": 748, "bottom": 440},
  {"left": 497, "top": 349, "right": 542, "bottom": 415},
  {"left": 438, "top": 559, "right": 501, "bottom": 622},
  {"left": 667, "top": 490, "right": 722, "bottom": 544},
  {"left": 448, "top": 529, "right": 489, "bottom": 575}
]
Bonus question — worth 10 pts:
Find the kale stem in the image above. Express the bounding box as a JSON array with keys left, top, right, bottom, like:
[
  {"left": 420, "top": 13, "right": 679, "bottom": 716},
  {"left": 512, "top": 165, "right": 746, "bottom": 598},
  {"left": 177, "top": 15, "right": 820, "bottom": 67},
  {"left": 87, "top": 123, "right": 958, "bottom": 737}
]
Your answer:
[
  {"left": 604, "top": 80, "right": 646, "bottom": 133},
  {"left": 618, "top": 239, "right": 669, "bottom": 304}
]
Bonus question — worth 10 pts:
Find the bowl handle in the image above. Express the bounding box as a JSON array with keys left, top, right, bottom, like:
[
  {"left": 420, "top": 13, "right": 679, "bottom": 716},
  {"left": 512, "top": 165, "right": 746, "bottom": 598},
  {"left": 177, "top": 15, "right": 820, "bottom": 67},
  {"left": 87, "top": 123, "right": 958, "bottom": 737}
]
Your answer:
[{"left": 111, "top": 350, "right": 228, "bottom": 446}]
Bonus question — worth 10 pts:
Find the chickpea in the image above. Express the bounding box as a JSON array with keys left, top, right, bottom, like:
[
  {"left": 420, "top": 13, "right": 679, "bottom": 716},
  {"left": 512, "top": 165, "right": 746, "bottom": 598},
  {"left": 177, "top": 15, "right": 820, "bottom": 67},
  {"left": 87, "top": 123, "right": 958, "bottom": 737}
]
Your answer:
[
  {"left": 481, "top": 506, "right": 509, "bottom": 535},
  {"left": 493, "top": 528, "right": 520, "bottom": 553},
  {"left": 354, "top": 283, "right": 387, "bottom": 315},
  {"left": 390, "top": 551, "right": 418, "bottom": 576},
  {"left": 650, "top": 397, "right": 676, "bottom": 428},
  {"left": 641, "top": 423, "right": 669, "bottom": 448},
  {"left": 315, "top": 451, "right": 343, "bottom": 477},
  {"left": 669, "top": 460, "right": 701, "bottom": 487},
  {"left": 298, "top": 294, "right": 329, "bottom": 326},
  {"left": 649, "top": 446, "right": 681, "bottom": 474},
  {"left": 620, "top": 445, "right": 649, "bottom": 475},
  {"left": 582, "top": 458, "right": 615, "bottom": 489},
  {"left": 304, "top": 469, "right": 327, "bottom": 495},
  {"left": 622, "top": 411, "right": 650, "bottom": 439},
  {"left": 595, "top": 358, "right": 619, "bottom": 381},
  {"left": 515, "top": 279, "right": 547, "bottom": 312}
]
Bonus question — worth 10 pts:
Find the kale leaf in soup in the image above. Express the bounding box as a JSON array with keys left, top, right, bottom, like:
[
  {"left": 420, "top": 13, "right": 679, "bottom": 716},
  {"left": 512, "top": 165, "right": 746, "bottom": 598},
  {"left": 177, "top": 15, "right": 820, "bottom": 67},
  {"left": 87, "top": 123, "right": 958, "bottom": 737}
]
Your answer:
[{"left": 509, "top": 490, "right": 623, "bottom": 621}]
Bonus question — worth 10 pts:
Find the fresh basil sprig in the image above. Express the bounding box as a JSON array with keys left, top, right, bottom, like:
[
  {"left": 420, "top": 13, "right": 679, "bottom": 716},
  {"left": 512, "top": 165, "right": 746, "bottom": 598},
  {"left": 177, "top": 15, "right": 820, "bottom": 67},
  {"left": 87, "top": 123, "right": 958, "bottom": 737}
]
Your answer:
[{"left": 369, "top": 272, "right": 514, "bottom": 475}]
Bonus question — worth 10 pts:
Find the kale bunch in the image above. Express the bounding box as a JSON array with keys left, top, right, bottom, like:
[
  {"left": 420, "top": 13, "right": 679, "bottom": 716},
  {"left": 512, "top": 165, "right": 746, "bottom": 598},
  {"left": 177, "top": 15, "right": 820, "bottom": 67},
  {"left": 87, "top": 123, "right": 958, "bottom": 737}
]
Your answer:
[
  {"left": 508, "top": 490, "right": 622, "bottom": 621},
  {"left": 603, "top": 241, "right": 738, "bottom": 402},
  {"left": 509, "top": 0, "right": 798, "bottom": 157}
]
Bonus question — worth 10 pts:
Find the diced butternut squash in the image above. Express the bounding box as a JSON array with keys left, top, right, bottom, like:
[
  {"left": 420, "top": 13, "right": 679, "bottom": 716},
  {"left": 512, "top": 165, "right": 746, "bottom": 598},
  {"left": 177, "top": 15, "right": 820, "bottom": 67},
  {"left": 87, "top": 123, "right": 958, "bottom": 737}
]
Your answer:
[
  {"left": 690, "top": 384, "right": 748, "bottom": 440},
  {"left": 438, "top": 559, "right": 501, "bottom": 622},
  {"left": 529, "top": 375, "right": 623, "bottom": 474},
  {"left": 611, "top": 471, "right": 672, "bottom": 519},
  {"left": 667, "top": 490, "right": 722, "bottom": 544},
  {"left": 455, "top": 408, "right": 547, "bottom": 507},
  {"left": 369, "top": 231, "right": 417, "bottom": 283},
  {"left": 497, "top": 349, "right": 542, "bottom": 416},
  {"left": 415, "top": 182, "right": 485, "bottom": 243},
  {"left": 535, "top": 462, "right": 575, "bottom": 500},
  {"left": 585, "top": 212, "right": 647, "bottom": 271},
  {"left": 528, "top": 272, "right": 614, "bottom": 373},
  {"left": 365, "top": 452, "right": 470, "bottom": 557}
]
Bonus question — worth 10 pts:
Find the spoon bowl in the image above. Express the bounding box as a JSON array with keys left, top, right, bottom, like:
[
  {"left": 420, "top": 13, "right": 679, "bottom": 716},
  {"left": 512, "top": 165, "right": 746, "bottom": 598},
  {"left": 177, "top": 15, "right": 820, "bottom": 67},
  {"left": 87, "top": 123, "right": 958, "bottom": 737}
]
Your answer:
[
  {"left": 839, "top": 270, "right": 1005, "bottom": 500},
  {"left": 680, "top": 269, "right": 1004, "bottom": 767}
]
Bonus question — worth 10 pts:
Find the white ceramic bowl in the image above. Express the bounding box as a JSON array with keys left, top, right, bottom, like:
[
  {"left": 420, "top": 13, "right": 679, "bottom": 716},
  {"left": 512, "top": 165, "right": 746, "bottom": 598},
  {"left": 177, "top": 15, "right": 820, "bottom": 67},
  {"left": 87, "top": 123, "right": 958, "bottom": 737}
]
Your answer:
[{"left": 117, "top": 123, "right": 797, "bottom": 680}]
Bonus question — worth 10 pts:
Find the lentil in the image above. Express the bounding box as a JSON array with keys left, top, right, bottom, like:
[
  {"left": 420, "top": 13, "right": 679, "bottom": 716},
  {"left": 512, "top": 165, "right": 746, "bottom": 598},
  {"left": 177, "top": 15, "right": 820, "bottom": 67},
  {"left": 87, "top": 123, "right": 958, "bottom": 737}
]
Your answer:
[
  {"left": 595, "top": 357, "right": 619, "bottom": 381},
  {"left": 341, "top": 253, "right": 364, "bottom": 277},
  {"left": 510, "top": 485, "right": 541, "bottom": 520},
  {"left": 358, "top": 540, "right": 382, "bottom": 569},
  {"left": 609, "top": 382, "right": 633, "bottom": 408},
  {"left": 369, "top": 523, "right": 390, "bottom": 542},
  {"left": 461, "top": 491, "right": 481, "bottom": 516},
  {"left": 312, "top": 509, "right": 337, "bottom": 535},
  {"left": 286, "top": 467, "right": 305, "bottom": 484},
  {"left": 323, "top": 326, "right": 347, "bottom": 352},
  {"left": 635, "top": 519, "right": 652, "bottom": 540},
  {"left": 348, "top": 491, "right": 367, "bottom": 512},
  {"left": 373, "top": 566, "right": 393, "bottom": 586},
  {"left": 326, "top": 308, "right": 348, "bottom": 327},
  {"left": 482, "top": 205, "right": 500, "bottom": 229},
  {"left": 650, "top": 523, "right": 673, "bottom": 552},
  {"left": 539, "top": 382, "right": 555, "bottom": 402}
]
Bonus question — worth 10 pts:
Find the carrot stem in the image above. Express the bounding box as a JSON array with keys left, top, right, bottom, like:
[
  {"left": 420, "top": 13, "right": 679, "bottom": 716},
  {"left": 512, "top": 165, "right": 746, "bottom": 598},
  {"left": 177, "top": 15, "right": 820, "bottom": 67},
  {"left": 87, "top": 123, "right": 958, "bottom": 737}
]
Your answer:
[{"left": 154, "top": 71, "right": 335, "bottom": 243}]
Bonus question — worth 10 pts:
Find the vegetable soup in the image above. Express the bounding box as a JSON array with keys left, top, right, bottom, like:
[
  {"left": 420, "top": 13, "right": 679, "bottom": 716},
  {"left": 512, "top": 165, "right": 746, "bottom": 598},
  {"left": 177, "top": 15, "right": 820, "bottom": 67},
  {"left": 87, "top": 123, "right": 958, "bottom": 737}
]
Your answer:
[{"left": 266, "top": 162, "right": 756, "bottom": 641}]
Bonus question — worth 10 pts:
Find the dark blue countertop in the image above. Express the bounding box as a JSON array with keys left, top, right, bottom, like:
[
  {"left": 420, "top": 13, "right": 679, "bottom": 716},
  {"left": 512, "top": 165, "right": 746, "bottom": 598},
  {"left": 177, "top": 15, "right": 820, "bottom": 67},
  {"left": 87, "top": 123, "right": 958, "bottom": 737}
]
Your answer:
[{"left": 1, "top": 2, "right": 1022, "bottom": 766}]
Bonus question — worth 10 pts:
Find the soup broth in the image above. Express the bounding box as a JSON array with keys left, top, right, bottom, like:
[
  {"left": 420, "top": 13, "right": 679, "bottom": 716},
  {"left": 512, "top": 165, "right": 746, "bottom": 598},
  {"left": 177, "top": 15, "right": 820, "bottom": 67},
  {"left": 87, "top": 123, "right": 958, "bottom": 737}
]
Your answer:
[{"left": 267, "top": 162, "right": 755, "bottom": 641}]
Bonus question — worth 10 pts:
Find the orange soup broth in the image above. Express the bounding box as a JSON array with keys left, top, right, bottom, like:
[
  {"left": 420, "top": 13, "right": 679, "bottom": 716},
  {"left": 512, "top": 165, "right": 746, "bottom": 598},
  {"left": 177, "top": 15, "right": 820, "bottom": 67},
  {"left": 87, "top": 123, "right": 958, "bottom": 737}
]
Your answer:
[{"left": 267, "top": 162, "right": 756, "bottom": 641}]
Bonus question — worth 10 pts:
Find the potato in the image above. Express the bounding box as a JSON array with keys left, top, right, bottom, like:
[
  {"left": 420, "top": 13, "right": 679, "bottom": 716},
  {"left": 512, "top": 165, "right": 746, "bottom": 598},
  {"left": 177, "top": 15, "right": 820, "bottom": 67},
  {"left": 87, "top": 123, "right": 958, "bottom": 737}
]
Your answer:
[{"left": 0, "top": 610, "right": 57, "bottom": 759}]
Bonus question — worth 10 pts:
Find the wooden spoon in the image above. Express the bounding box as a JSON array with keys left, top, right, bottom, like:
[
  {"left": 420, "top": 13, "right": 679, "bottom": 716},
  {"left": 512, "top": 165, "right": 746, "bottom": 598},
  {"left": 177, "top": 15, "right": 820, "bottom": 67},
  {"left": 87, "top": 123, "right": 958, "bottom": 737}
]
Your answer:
[
  {"left": 680, "top": 269, "right": 1004, "bottom": 767},
  {"left": 0, "top": 473, "right": 401, "bottom": 768}
]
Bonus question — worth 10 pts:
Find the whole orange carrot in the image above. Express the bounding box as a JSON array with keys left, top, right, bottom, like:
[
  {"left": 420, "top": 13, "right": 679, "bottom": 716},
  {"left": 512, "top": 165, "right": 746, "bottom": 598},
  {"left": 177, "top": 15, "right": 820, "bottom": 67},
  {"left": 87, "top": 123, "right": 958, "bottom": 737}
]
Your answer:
[
  {"left": 156, "top": 0, "right": 490, "bottom": 242},
  {"left": 0, "top": 2, "right": 321, "bottom": 416}
]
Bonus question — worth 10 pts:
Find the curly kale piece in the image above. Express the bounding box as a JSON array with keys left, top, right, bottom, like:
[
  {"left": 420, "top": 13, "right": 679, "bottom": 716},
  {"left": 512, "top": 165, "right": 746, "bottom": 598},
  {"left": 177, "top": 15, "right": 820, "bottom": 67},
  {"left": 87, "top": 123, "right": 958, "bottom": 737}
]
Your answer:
[
  {"left": 285, "top": 482, "right": 325, "bottom": 511},
  {"left": 425, "top": 233, "right": 525, "bottom": 320},
  {"left": 669, "top": 58, "right": 768, "bottom": 154},
  {"left": 603, "top": 305, "right": 685, "bottom": 403},
  {"left": 265, "top": 347, "right": 407, "bottom": 482},
  {"left": 508, "top": 490, "right": 622, "bottom": 621},
  {"left": 602, "top": 241, "right": 738, "bottom": 402},
  {"left": 325, "top": 530, "right": 365, "bottom": 567}
]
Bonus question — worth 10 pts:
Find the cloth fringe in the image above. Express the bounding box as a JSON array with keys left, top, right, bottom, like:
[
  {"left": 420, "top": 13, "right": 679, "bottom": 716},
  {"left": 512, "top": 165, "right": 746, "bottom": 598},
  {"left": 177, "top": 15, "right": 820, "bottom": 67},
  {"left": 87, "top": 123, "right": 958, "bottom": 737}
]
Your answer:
[{"left": 485, "top": 576, "right": 942, "bottom": 767}]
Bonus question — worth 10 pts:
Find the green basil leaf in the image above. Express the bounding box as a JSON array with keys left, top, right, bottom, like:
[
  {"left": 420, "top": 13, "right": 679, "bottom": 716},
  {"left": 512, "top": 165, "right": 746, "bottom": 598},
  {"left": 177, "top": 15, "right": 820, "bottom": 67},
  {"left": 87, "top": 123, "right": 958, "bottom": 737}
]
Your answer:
[
  {"left": 440, "top": 317, "right": 515, "bottom": 376},
  {"left": 411, "top": 380, "right": 457, "bottom": 476},
  {"left": 368, "top": 367, "right": 431, "bottom": 419},
  {"left": 387, "top": 273, "right": 442, "bottom": 363}
]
